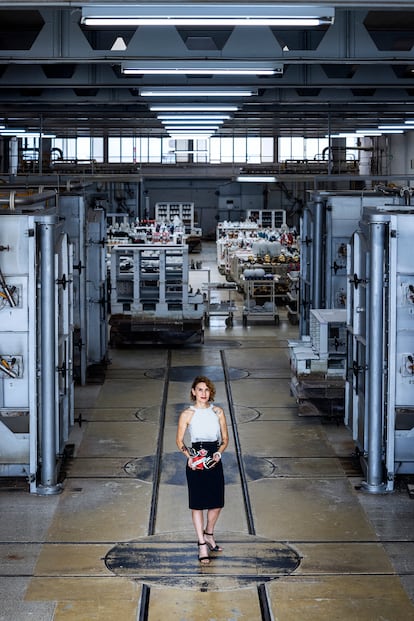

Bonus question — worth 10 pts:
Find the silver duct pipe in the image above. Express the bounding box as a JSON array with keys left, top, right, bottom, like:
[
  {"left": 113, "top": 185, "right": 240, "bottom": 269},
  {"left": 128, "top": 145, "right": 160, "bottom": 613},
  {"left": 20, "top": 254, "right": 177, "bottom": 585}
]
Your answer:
[
  {"left": 311, "top": 196, "right": 324, "bottom": 309},
  {"left": 37, "top": 216, "right": 62, "bottom": 495},
  {"left": 0, "top": 191, "right": 57, "bottom": 210},
  {"left": 363, "top": 217, "right": 386, "bottom": 493}
]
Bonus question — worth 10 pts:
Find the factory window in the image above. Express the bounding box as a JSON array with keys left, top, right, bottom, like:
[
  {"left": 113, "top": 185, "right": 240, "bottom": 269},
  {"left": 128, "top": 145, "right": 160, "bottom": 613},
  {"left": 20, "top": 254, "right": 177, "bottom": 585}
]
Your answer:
[
  {"left": 259, "top": 137, "right": 274, "bottom": 163},
  {"left": 53, "top": 137, "right": 104, "bottom": 162},
  {"left": 50, "top": 135, "right": 274, "bottom": 164},
  {"left": 108, "top": 137, "right": 135, "bottom": 162},
  {"left": 210, "top": 136, "right": 274, "bottom": 163},
  {"left": 278, "top": 137, "right": 329, "bottom": 161},
  {"left": 138, "top": 137, "right": 148, "bottom": 162},
  {"left": 278, "top": 136, "right": 362, "bottom": 163},
  {"left": 148, "top": 138, "right": 162, "bottom": 163}
]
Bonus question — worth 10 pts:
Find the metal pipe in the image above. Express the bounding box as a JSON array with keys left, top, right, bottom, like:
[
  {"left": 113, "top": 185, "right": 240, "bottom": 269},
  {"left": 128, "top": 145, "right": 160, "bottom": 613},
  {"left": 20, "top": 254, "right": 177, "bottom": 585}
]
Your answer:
[
  {"left": 363, "top": 218, "right": 386, "bottom": 493},
  {"left": 37, "top": 216, "right": 62, "bottom": 495},
  {"left": 311, "top": 196, "right": 324, "bottom": 309},
  {"left": 0, "top": 190, "right": 57, "bottom": 208}
]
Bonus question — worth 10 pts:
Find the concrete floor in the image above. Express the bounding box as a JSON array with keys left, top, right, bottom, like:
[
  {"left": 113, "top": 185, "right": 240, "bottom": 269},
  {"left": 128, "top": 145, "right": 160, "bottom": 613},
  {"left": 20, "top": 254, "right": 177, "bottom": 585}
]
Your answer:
[{"left": 1, "top": 243, "right": 414, "bottom": 620}]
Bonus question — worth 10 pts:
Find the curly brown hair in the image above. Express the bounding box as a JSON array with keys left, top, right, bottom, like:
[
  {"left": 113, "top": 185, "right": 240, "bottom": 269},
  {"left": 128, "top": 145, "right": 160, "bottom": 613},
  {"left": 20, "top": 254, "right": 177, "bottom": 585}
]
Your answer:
[{"left": 190, "top": 375, "right": 216, "bottom": 402}]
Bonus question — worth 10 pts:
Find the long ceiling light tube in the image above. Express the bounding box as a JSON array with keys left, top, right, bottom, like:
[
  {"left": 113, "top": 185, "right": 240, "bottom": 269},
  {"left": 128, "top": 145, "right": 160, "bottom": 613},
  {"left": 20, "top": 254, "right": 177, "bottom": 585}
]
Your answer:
[
  {"left": 82, "top": 5, "right": 335, "bottom": 27},
  {"left": 141, "top": 89, "right": 255, "bottom": 97},
  {"left": 237, "top": 175, "right": 278, "bottom": 182},
  {"left": 122, "top": 61, "right": 282, "bottom": 76},
  {"left": 163, "top": 126, "right": 220, "bottom": 131},
  {"left": 150, "top": 106, "right": 238, "bottom": 111},
  {"left": 157, "top": 115, "right": 230, "bottom": 120},
  {"left": 378, "top": 125, "right": 413, "bottom": 130},
  {"left": 169, "top": 134, "right": 213, "bottom": 139},
  {"left": 160, "top": 119, "right": 224, "bottom": 125}
]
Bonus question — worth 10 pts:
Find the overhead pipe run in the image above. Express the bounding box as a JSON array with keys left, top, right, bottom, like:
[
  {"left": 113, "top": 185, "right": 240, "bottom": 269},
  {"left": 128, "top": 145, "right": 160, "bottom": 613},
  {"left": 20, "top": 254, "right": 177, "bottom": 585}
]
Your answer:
[{"left": 0, "top": 190, "right": 58, "bottom": 210}]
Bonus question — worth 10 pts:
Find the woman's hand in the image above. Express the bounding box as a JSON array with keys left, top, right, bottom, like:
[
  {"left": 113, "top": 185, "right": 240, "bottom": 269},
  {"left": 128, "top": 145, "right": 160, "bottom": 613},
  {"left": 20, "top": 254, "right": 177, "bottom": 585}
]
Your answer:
[{"left": 213, "top": 451, "right": 222, "bottom": 463}]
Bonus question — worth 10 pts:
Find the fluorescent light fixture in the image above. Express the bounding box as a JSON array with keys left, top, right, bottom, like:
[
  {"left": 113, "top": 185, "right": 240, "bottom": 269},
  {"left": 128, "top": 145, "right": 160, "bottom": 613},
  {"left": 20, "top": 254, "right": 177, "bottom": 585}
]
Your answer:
[
  {"left": 122, "top": 61, "right": 282, "bottom": 76},
  {"left": 160, "top": 119, "right": 224, "bottom": 125},
  {"left": 0, "top": 129, "right": 56, "bottom": 138},
  {"left": 327, "top": 133, "right": 359, "bottom": 138},
  {"left": 141, "top": 88, "right": 255, "bottom": 97},
  {"left": 82, "top": 5, "right": 335, "bottom": 27},
  {"left": 157, "top": 115, "right": 230, "bottom": 120},
  {"left": 378, "top": 125, "right": 406, "bottom": 129},
  {"left": 237, "top": 175, "right": 278, "bottom": 182},
  {"left": 168, "top": 129, "right": 213, "bottom": 132},
  {"left": 168, "top": 133, "right": 214, "bottom": 139},
  {"left": 163, "top": 126, "right": 219, "bottom": 131},
  {"left": 166, "top": 129, "right": 216, "bottom": 133},
  {"left": 151, "top": 105, "right": 238, "bottom": 111},
  {"left": 356, "top": 130, "right": 383, "bottom": 136}
]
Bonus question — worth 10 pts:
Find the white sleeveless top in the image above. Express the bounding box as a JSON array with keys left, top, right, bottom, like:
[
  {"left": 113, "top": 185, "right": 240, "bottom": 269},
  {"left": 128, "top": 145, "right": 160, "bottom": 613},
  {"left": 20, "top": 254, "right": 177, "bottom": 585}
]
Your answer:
[{"left": 188, "top": 405, "right": 221, "bottom": 443}]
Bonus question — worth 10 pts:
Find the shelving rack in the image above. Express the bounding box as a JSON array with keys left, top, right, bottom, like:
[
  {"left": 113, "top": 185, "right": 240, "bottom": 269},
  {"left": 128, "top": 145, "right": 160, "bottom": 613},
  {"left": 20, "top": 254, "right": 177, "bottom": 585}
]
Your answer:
[
  {"left": 246, "top": 209, "right": 286, "bottom": 228},
  {"left": 155, "top": 202, "right": 195, "bottom": 233},
  {"left": 202, "top": 279, "right": 239, "bottom": 327},
  {"left": 242, "top": 278, "right": 279, "bottom": 325}
]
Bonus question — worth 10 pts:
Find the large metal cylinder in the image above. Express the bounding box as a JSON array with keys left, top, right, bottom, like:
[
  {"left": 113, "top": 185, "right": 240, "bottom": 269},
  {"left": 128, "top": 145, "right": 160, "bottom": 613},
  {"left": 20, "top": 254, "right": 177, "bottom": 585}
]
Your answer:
[
  {"left": 311, "top": 196, "right": 324, "bottom": 309},
  {"left": 363, "top": 218, "right": 386, "bottom": 493},
  {"left": 37, "top": 216, "right": 62, "bottom": 495}
]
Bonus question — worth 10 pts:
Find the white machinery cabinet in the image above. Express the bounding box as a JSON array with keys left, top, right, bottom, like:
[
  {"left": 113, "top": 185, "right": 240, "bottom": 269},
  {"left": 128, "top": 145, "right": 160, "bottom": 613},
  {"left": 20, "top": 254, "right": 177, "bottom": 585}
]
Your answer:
[
  {"left": 347, "top": 206, "right": 414, "bottom": 492},
  {"left": 300, "top": 191, "right": 405, "bottom": 336},
  {"left": 0, "top": 206, "right": 73, "bottom": 493}
]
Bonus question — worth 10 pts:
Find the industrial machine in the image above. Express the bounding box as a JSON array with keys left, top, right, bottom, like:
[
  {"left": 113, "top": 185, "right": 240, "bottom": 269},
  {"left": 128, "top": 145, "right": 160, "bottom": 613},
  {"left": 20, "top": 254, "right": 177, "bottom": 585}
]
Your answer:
[
  {"left": 300, "top": 191, "right": 406, "bottom": 337},
  {"left": 289, "top": 308, "right": 347, "bottom": 417},
  {"left": 59, "top": 194, "right": 108, "bottom": 384},
  {"left": 346, "top": 206, "right": 414, "bottom": 492},
  {"left": 0, "top": 200, "right": 73, "bottom": 493},
  {"left": 109, "top": 243, "right": 204, "bottom": 344}
]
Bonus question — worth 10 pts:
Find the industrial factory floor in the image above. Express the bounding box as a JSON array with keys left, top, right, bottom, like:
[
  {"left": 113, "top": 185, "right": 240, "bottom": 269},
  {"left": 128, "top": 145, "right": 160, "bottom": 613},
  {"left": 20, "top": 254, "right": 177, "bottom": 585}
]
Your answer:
[{"left": 1, "top": 243, "right": 414, "bottom": 620}]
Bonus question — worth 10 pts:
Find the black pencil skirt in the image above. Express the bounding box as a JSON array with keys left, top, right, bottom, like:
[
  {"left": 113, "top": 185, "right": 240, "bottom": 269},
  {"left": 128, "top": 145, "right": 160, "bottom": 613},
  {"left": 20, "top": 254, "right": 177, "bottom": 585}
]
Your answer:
[{"left": 186, "top": 441, "right": 225, "bottom": 510}]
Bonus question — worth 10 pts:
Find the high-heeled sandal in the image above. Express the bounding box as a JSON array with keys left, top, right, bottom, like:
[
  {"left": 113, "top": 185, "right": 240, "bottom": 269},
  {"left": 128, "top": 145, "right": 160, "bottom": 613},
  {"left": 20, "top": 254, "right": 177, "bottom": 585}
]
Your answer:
[
  {"left": 204, "top": 531, "right": 223, "bottom": 552},
  {"left": 198, "top": 541, "right": 210, "bottom": 564}
]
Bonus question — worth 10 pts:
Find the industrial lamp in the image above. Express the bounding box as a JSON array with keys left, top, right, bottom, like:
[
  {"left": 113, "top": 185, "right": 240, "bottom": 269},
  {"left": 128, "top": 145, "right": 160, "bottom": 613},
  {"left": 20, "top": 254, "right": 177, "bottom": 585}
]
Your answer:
[
  {"left": 81, "top": 5, "right": 335, "bottom": 27},
  {"left": 122, "top": 61, "right": 283, "bottom": 76},
  {"left": 236, "top": 175, "right": 278, "bottom": 182},
  {"left": 140, "top": 88, "right": 256, "bottom": 97}
]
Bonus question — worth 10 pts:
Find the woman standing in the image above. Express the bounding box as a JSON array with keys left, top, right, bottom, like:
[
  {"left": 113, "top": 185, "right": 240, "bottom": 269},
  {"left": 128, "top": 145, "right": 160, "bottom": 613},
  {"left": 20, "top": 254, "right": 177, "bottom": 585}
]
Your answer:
[{"left": 176, "top": 375, "right": 229, "bottom": 564}]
